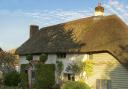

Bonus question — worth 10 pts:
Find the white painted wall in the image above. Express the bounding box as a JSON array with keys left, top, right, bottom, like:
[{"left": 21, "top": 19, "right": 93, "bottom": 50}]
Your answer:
[
  {"left": 45, "top": 54, "right": 88, "bottom": 83},
  {"left": 46, "top": 54, "right": 88, "bottom": 72},
  {"left": 33, "top": 55, "right": 40, "bottom": 61},
  {"left": 20, "top": 56, "right": 29, "bottom": 65},
  {"left": 45, "top": 54, "right": 57, "bottom": 64},
  {"left": 19, "top": 55, "right": 40, "bottom": 65}
]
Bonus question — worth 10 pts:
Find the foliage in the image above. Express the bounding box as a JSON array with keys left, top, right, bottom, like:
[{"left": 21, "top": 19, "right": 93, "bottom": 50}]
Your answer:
[
  {"left": 20, "top": 64, "right": 28, "bottom": 88},
  {"left": 56, "top": 61, "right": 64, "bottom": 76},
  {"left": 35, "top": 64, "right": 55, "bottom": 89},
  {"left": 66, "top": 60, "right": 94, "bottom": 78},
  {"left": 0, "top": 48, "right": 2, "bottom": 51},
  {"left": 66, "top": 62, "right": 82, "bottom": 75},
  {"left": 39, "top": 54, "right": 48, "bottom": 63},
  {"left": 26, "top": 55, "right": 33, "bottom": 62},
  {"left": 82, "top": 60, "right": 94, "bottom": 76},
  {"left": 52, "top": 84, "right": 61, "bottom": 89},
  {"left": 0, "top": 86, "right": 20, "bottom": 89},
  {"left": 62, "top": 81, "right": 91, "bottom": 89},
  {"left": 0, "top": 51, "right": 16, "bottom": 71},
  {"left": 4, "top": 71, "right": 20, "bottom": 86}
]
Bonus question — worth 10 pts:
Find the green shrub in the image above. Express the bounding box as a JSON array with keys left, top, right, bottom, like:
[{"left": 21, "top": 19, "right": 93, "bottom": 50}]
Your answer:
[
  {"left": 35, "top": 64, "right": 55, "bottom": 89},
  {"left": 52, "top": 84, "right": 61, "bottom": 89},
  {"left": 39, "top": 54, "right": 48, "bottom": 63},
  {"left": 62, "top": 81, "right": 91, "bottom": 89},
  {"left": 20, "top": 64, "right": 28, "bottom": 88},
  {"left": 26, "top": 55, "right": 33, "bottom": 62},
  {"left": 4, "top": 71, "right": 20, "bottom": 86}
]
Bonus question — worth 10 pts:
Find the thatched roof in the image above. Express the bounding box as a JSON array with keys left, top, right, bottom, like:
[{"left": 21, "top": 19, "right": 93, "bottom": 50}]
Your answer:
[{"left": 16, "top": 15, "right": 128, "bottom": 66}]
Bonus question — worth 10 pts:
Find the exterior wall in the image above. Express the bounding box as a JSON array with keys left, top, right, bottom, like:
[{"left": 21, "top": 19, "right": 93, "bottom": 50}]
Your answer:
[
  {"left": 46, "top": 54, "right": 88, "bottom": 72},
  {"left": 46, "top": 54, "right": 88, "bottom": 83},
  {"left": 45, "top": 54, "right": 57, "bottom": 64},
  {"left": 19, "top": 53, "right": 128, "bottom": 89},
  {"left": 33, "top": 55, "right": 40, "bottom": 61},
  {"left": 20, "top": 56, "right": 29, "bottom": 65},
  {"left": 62, "top": 54, "right": 88, "bottom": 73},
  {"left": 87, "top": 53, "right": 128, "bottom": 89},
  {"left": 19, "top": 55, "right": 40, "bottom": 65}
]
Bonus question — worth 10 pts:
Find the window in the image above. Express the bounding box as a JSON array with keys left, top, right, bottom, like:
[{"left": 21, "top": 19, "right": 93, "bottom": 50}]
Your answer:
[
  {"left": 64, "top": 73, "right": 75, "bottom": 81},
  {"left": 96, "top": 79, "right": 111, "bottom": 89},
  {"left": 68, "top": 74, "right": 75, "bottom": 81},
  {"left": 57, "top": 53, "right": 66, "bottom": 58}
]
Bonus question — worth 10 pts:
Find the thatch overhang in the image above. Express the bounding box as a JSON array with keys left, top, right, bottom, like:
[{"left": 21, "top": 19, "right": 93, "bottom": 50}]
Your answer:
[{"left": 16, "top": 15, "right": 128, "bottom": 67}]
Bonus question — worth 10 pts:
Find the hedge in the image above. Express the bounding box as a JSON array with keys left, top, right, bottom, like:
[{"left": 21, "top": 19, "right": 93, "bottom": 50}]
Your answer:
[
  {"left": 20, "top": 64, "right": 28, "bottom": 88},
  {"left": 35, "top": 64, "right": 55, "bottom": 89},
  {"left": 4, "top": 71, "right": 20, "bottom": 86}
]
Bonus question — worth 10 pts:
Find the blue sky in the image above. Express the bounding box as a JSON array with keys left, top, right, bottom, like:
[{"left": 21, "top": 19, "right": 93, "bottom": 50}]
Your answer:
[{"left": 0, "top": 0, "right": 128, "bottom": 50}]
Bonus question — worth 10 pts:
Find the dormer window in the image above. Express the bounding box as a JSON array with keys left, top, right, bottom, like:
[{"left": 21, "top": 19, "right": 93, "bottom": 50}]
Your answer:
[{"left": 57, "top": 53, "right": 66, "bottom": 58}]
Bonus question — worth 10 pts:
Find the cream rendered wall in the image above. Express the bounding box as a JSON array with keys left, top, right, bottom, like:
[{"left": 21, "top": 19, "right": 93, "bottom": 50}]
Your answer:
[{"left": 87, "top": 53, "right": 128, "bottom": 89}]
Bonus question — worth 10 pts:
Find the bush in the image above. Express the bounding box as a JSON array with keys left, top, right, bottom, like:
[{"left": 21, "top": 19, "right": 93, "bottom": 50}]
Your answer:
[
  {"left": 39, "top": 54, "right": 48, "bottom": 63},
  {"left": 62, "top": 81, "right": 91, "bottom": 89},
  {"left": 52, "top": 84, "right": 61, "bottom": 89},
  {"left": 20, "top": 64, "right": 28, "bottom": 88},
  {"left": 4, "top": 71, "right": 20, "bottom": 86},
  {"left": 35, "top": 64, "right": 55, "bottom": 89},
  {"left": 26, "top": 55, "right": 33, "bottom": 62}
]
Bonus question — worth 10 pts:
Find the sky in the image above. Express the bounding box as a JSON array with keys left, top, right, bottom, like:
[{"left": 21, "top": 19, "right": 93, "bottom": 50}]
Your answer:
[{"left": 0, "top": 0, "right": 128, "bottom": 51}]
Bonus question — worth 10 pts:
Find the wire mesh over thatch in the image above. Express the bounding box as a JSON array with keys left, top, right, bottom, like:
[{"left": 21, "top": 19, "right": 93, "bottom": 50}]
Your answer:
[{"left": 16, "top": 15, "right": 128, "bottom": 67}]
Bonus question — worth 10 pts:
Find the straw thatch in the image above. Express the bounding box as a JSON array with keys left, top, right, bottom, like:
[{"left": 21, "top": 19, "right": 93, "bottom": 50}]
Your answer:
[{"left": 16, "top": 15, "right": 128, "bottom": 66}]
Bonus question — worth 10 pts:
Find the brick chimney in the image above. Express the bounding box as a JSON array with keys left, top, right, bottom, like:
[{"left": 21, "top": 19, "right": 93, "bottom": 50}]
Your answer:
[{"left": 30, "top": 25, "right": 39, "bottom": 38}]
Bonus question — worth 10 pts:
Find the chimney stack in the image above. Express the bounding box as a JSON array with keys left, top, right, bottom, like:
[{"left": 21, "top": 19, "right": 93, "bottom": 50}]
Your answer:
[
  {"left": 30, "top": 25, "right": 39, "bottom": 38},
  {"left": 95, "top": 3, "right": 104, "bottom": 16}
]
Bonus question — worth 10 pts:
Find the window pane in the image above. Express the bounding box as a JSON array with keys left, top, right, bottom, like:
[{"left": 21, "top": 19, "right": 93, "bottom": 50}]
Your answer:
[
  {"left": 96, "top": 79, "right": 100, "bottom": 89},
  {"left": 96, "top": 79, "right": 111, "bottom": 89},
  {"left": 107, "top": 80, "right": 111, "bottom": 89},
  {"left": 57, "top": 53, "right": 66, "bottom": 58},
  {"left": 101, "top": 80, "right": 107, "bottom": 89}
]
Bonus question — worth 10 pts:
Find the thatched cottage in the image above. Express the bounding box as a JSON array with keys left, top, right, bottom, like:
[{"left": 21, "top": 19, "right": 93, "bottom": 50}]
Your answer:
[{"left": 16, "top": 3, "right": 128, "bottom": 89}]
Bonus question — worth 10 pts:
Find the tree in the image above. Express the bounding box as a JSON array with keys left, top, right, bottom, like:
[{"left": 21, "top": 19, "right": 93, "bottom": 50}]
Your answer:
[
  {"left": 0, "top": 51, "right": 16, "bottom": 72},
  {"left": 0, "top": 48, "right": 2, "bottom": 51}
]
